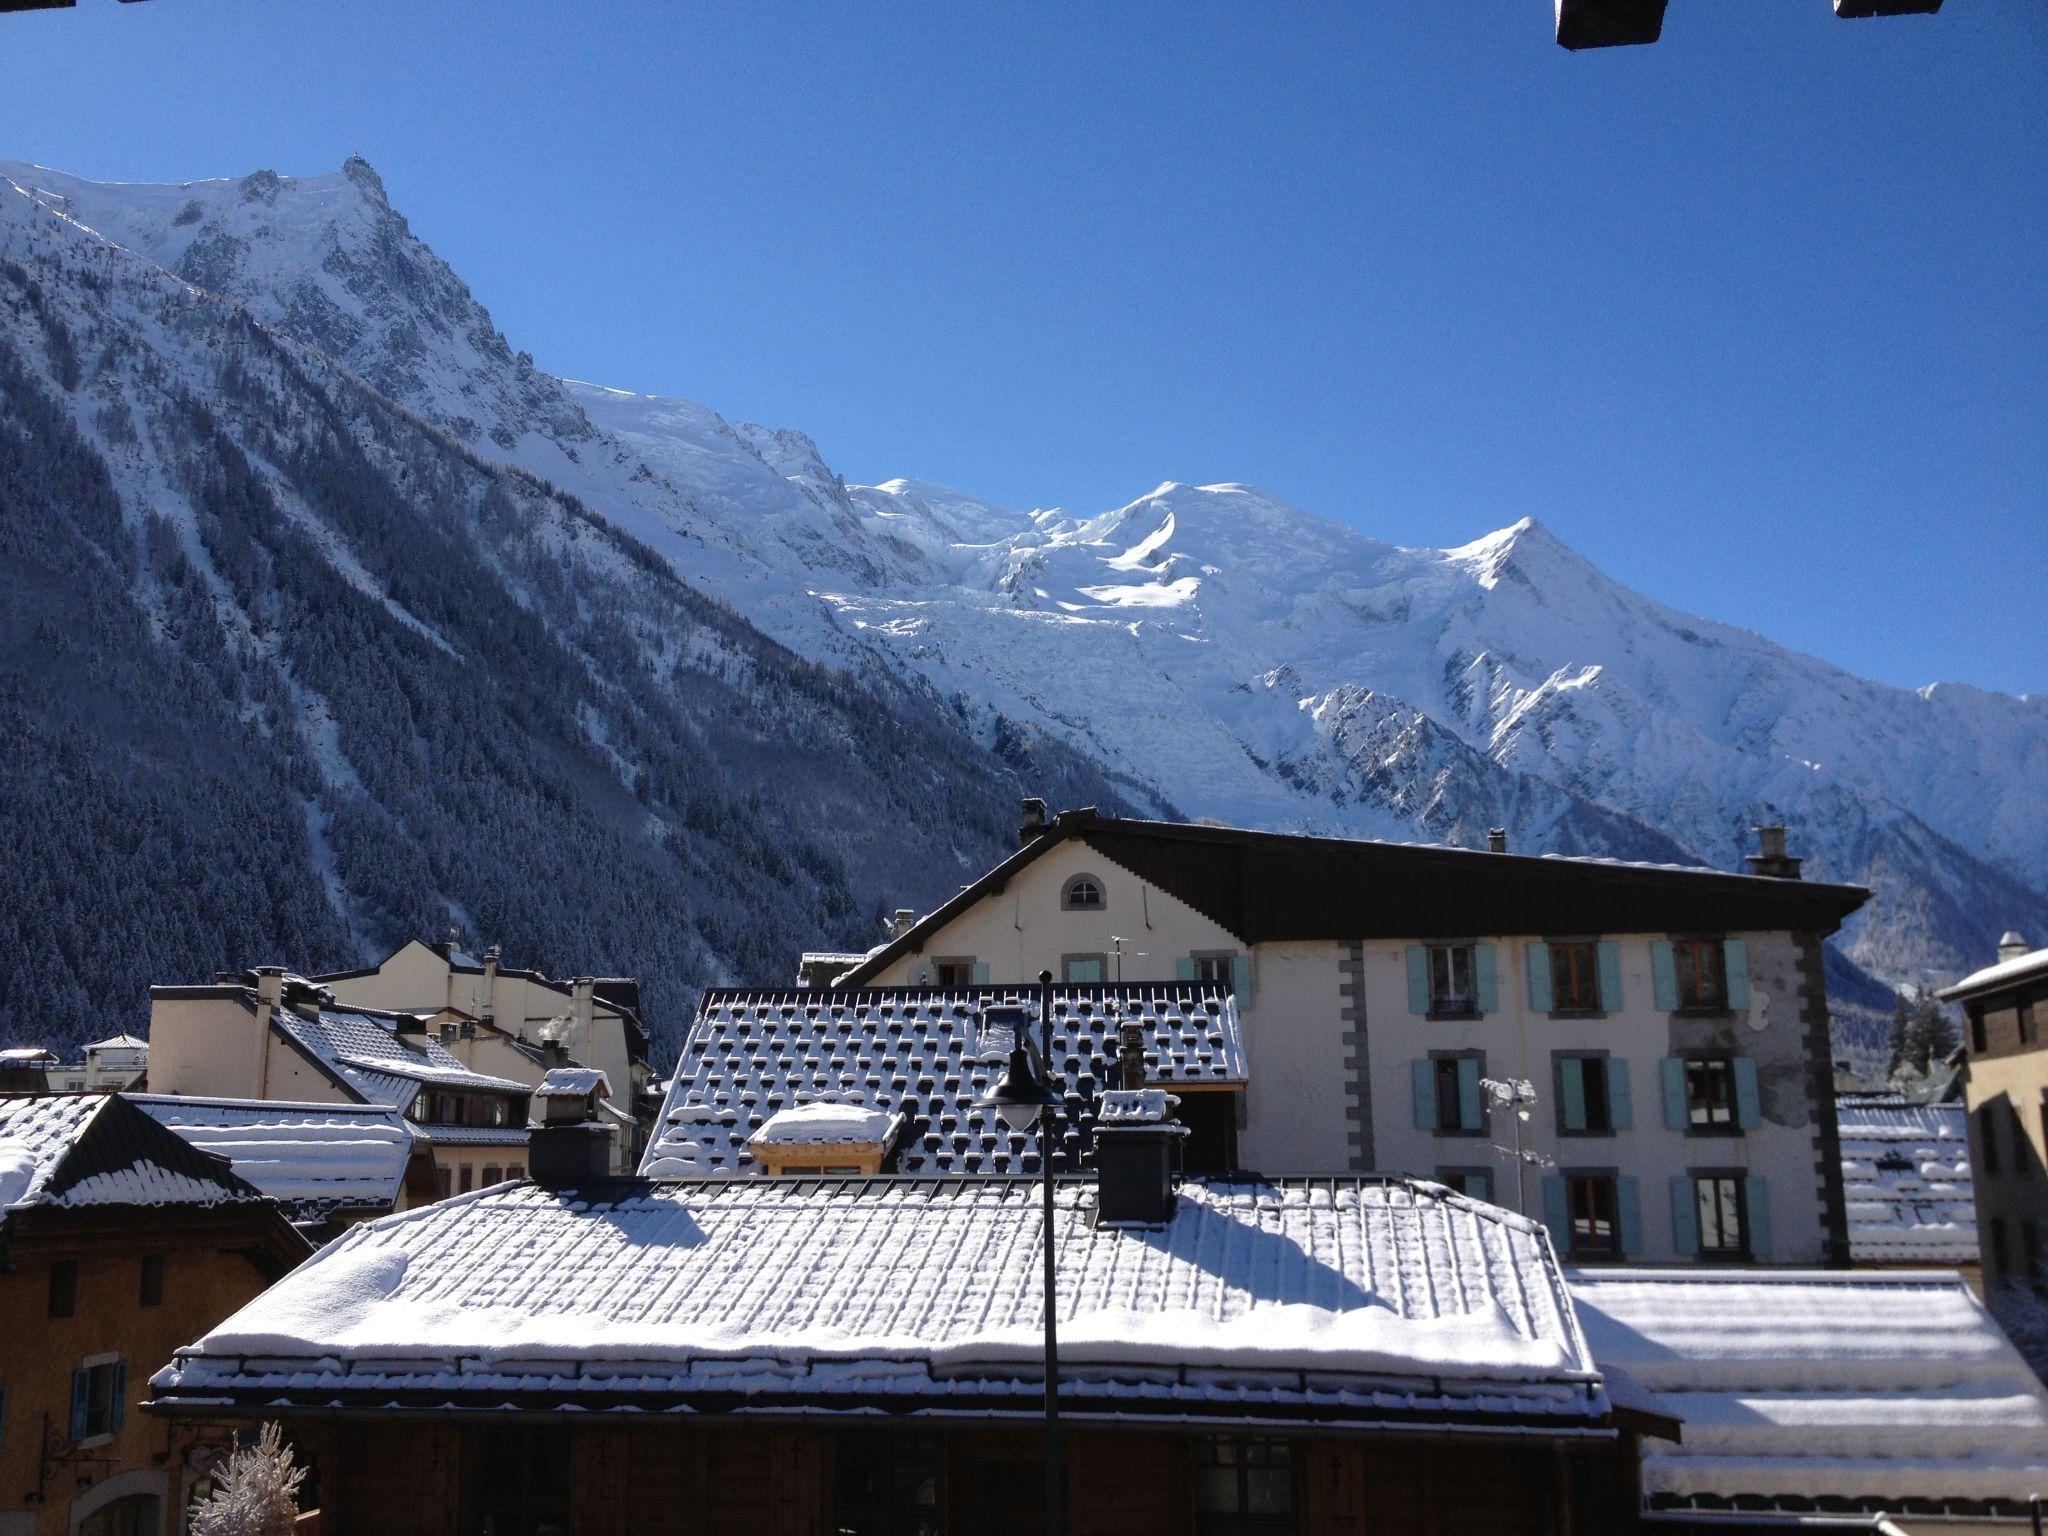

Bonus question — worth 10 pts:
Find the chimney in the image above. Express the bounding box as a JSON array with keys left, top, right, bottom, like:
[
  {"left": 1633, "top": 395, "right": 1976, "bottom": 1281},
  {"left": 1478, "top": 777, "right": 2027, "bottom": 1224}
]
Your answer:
[
  {"left": 2000, "top": 931, "right": 2032, "bottom": 965},
  {"left": 888, "top": 908, "right": 918, "bottom": 941},
  {"left": 1093, "top": 1089, "right": 1186, "bottom": 1225},
  {"left": 527, "top": 1067, "right": 617, "bottom": 1188},
  {"left": 1019, "top": 796, "right": 1049, "bottom": 847},
  {"left": 1745, "top": 824, "right": 1804, "bottom": 880},
  {"left": 483, "top": 945, "right": 501, "bottom": 1021},
  {"left": 394, "top": 1011, "right": 433, "bottom": 1042},
  {"left": 1488, "top": 828, "right": 1508, "bottom": 854},
  {"left": 572, "top": 977, "right": 596, "bottom": 1056},
  {"left": 1117, "top": 1021, "right": 1148, "bottom": 1091},
  {"left": 251, "top": 966, "right": 287, "bottom": 1009}
]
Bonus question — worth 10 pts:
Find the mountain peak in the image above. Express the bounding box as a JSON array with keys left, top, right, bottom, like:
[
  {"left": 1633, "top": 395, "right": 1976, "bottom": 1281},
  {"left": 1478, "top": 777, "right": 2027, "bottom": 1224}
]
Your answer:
[{"left": 341, "top": 155, "right": 389, "bottom": 207}]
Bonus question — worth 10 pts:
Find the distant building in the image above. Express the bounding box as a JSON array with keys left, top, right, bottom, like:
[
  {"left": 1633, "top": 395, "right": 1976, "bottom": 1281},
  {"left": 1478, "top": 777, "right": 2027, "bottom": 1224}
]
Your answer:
[
  {"left": 310, "top": 936, "right": 654, "bottom": 1161},
  {"left": 1942, "top": 931, "right": 2048, "bottom": 1296},
  {"left": 827, "top": 804, "right": 1870, "bottom": 1266},
  {"left": 147, "top": 970, "right": 542, "bottom": 1196},
  {"left": 1836, "top": 1097, "right": 1977, "bottom": 1272},
  {"left": 149, "top": 1139, "right": 1658, "bottom": 1534},
  {"left": 0, "top": 1093, "right": 309, "bottom": 1536},
  {"left": 6, "top": 1037, "right": 151, "bottom": 1096}
]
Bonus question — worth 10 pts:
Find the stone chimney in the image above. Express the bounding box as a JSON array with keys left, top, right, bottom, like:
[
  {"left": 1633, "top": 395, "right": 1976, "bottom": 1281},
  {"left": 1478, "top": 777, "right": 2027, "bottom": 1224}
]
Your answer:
[
  {"left": 2000, "top": 931, "right": 2032, "bottom": 965},
  {"left": 1019, "top": 796, "right": 1049, "bottom": 847},
  {"left": 887, "top": 908, "right": 919, "bottom": 941},
  {"left": 1117, "top": 1021, "right": 1148, "bottom": 1091},
  {"left": 1093, "top": 1089, "right": 1186, "bottom": 1225},
  {"left": 527, "top": 1067, "right": 617, "bottom": 1188},
  {"left": 1745, "top": 824, "right": 1804, "bottom": 880},
  {"left": 250, "top": 966, "right": 287, "bottom": 1010},
  {"left": 1488, "top": 827, "right": 1508, "bottom": 854}
]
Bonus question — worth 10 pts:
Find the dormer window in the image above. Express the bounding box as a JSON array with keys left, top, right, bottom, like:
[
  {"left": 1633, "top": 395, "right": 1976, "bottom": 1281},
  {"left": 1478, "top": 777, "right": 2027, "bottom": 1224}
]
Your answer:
[{"left": 1061, "top": 874, "right": 1106, "bottom": 912}]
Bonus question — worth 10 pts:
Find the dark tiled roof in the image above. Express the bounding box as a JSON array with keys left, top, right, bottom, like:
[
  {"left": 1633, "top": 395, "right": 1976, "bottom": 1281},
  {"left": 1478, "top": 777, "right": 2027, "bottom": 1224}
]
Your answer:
[
  {"left": 0, "top": 1093, "right": 268, "bottom": 1217},
  {"left": 152, "top": 1174, "right": 1604, "bottom": 1431},
  {"left": 640, "top": 984, "right": 1245, "bottom": 1177},
  {"left": 268, "top": 1001, "right": 531, "bottom": 1109},
  {"left": 838, "top": 810, "right": 1869, "bottom": 984}
]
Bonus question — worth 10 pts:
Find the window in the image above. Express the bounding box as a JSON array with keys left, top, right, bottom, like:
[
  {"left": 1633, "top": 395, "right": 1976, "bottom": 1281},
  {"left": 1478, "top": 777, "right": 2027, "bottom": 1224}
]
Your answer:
[
  {"left": 832, "top": 1428, "right": 939, "bottom": 1536},
  {"left": 481, "top": 1165, "right": 502, "bottom": 1185},
  {"left": 1436, "top": 1059, "right": 1471, "bottom": 1131},
  {"left": 475, "top": 1424, "right": 569, "bottom": 1535},
  {"left": 933, "top": 958, "right": 976, "bottom": 987},
  {"left": 2023, "top": 1003, "right": 2038, "bottom": 1047},
  {"left": 1193, "top": 953, "right": 1235, "bottom": 984},
  {"left": 1060, "top": 874, "right": 1105, "bottom": 911},
  {"left": 78, "top": 1495, "right": 159, "bottom": 1536},
  {"left": 1981, "top": 1104, "right": 2002, "bottom": 1176},
  {"left": 1062, "top": 953, "right": 1105, "bottom": 984},
  {"left": 1437, "top": 1168, "right": 1492, "bottom": 1202},
  {"left": 1685, "top": 1058, "right": 1737, "bottom": 1130},
  {"left": 2026, "top": 1222, "right": 2045, "bottom": 1282},
  {"left": 1550, "top": 941, "right": 1601, "bottom": 1012},
  {"left": 139, "top": 1253, "right": 165, "bottom": 1307},
  {"left": 69, "top": 1357, "right": 125, "bottom": 1443},
  {"left": 1569, "top": 1175, "right": 1620, "bottom": 1257},
  {"left": 1429, "top": 944, "right": 1476, "bottom": 1014},
  {"left": 1192, "top": 1436, "right": 1296, "bottom": 1533},
  {"left": 438, "top": 1167, "right": 454, "bottom": 1200},
  {"left": 49, "top": 1258, "right": 77, "bottom": 1319},
  {"left": 1674, "top": 939, "right": 1727, "bottom": 1010},
  {"left": 1557, "top": 1055, "right": 1612, "bottom": 1135},
  {"left": 1972, "top": 1008, "right": 1988, "bottom": 1054},
  {"left": 1694, "top": 1175, "right": 1747, "bottom": 1257},
  {"left": 1991, "top": 1217, "right": 2010, "bottom": 1280},
  {"left": 507, "top": 1164, "right": 525, "bottom": 1181},
  {"left": 459, "top": 1165, "right": 475, "bottom": 1194}
]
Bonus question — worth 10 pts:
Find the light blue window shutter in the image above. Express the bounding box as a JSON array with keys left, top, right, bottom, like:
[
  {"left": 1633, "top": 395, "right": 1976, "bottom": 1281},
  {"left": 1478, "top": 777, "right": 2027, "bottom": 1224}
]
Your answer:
[
  {"left": 1733, "top": 1057, "right": 1762, "bottom": 1130},
  {"left": 1526, "top": 943, "right": 1554, "bottom": 1014},
  {"left": 69, "top": 1368, "right": 89, "bottom": 1442},
  {"left": 1651, "top": 941, "right": 1678, "bottom": 1011},
  {"left": 1597, "top": 941, "right": 1622, "bottom": 1011},
  {"left": 1670, "top": 1176, "right": 1700, "bottom": 1256},
  {"left": 1617, "top": 1176, "right": 1642, "bottom": 1255},
  {"left": 1406, "top": 947, "right": 1430, "bottom": 1015},
  {"left": 1724, "top": 939, "right": 1751, "bottom": 1011},
  {"left": 1457, "top": 1058, "right": 1482, "bottom": 1131},
  {"left": 971, "top": 962, "right": 990, "bottom": 986},
  {"left": 1559, "top": 1057, "right": 1588, "bottom": 1132},
  {"left": 1745, "top": 1176, "right": 1772, "bottom": 1256},
  {"left": 1231, "top": 953, "right": 1251, "bottom": 1007},
  {"left": 1176, "top": 955, "right": 1196, "bottom": 982},
  {"left": 1607, "top": 1057, "right": 1633, "bottom": 1131},
  {"left": 109, "top": 1362, "right": 126, "bottom": 1432},
  {"left": 1661, "top": 1058, "right": 1687, "bottom": 1130},
  {"left": 1469, "top": 1170, "right": 1491, "bottom": 1203},
  {"left": 1541, "top": 1177, "right": 1572, "bottom": 1253},
  {"left": 1475, "top": 945, "right": 1499, "bottom": 1014},
  {"left": 1412, "top": 1060, "right": 1438, "bottom": 1131}
]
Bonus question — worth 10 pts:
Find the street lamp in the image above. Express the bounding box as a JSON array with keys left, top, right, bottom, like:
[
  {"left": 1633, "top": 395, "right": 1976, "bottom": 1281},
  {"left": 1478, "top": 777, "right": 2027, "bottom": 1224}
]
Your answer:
[{"left": 974, "top": 969, "right": 1064, "bottom": 1536}]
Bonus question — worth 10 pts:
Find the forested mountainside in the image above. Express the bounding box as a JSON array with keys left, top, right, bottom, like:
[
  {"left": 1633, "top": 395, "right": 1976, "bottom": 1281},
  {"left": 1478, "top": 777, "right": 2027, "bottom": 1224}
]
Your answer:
[
  {"left": 0, "top": 180, "right": 1139, "bottom": 1059},
  {"left": 3, "top": 154, "right": 2043, "bottom": 1066}
]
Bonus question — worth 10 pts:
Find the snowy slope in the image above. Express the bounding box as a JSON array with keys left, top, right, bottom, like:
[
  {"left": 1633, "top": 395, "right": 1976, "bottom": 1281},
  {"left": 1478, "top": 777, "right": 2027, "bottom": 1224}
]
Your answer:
[{"left": 5, "top": 154, "right": 2043, "bottom": 998}]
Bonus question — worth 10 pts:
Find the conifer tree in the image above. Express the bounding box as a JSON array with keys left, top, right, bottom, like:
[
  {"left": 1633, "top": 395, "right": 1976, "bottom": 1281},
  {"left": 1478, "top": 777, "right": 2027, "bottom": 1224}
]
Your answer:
[{"left": 188, "top": 1423, "right": 306, "bottom": 1536}]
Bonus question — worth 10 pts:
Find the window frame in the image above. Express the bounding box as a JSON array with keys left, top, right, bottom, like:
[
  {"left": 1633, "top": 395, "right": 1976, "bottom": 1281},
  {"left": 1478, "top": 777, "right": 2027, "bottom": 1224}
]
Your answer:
[
  {"left": 932, "top": 956, "right": 978, "bottom": 988},
  {"left": 1549, "top": 940, "right": 1602, "bottom": 1014},
  {"left": 1061, "top": 952, "right": 1108, "bottom": 985},
  {"left": 1191, "top": 950, "right": 1238, "bottom": 986},
  {"left": 1191, "top": 1434, "right": 1298, "bottom": 1533},
  {"left": 1691, "top": 1170, "right": 1749, "bottom": 1260},
  {"left": 1059, "top": 873, "right": 1107, "bottom": 912},
  {"left": 1428, "top": 1050, "right": 1487, "bottom": 1136},
  {"left": 1428, "top": 943, "right": 1478, "bottom": 1017},
  {"left": 73, "top": 1353, "right": 122, "bottom": 1446},
  {"left": 1672, "top": 936, "right": 1729, "bottom": 1012},
  {"left": 1683, "top": 1055, "right": 1740, "bottom": 1135},
  {"left": 1435, "top": 1166, "right": 1493, "bottom": 1203},
  {"left": 1565, "top": 1171, "right": 1622, "bottom": 1260},
  {"left": 1554, "top": 1051, "right": 1614, "bottom": 1137},
  {"left": 139, "top": 1252, "right": 165, "bottom": 1308}
]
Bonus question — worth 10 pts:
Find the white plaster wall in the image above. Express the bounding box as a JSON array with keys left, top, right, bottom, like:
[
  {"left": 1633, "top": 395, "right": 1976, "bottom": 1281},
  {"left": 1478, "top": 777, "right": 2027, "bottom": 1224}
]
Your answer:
[
  {"left": 863, "top": 838, "right": 1245, "bottom": 988},
  {"left": 1236, "top": 942, "right": 1352, "bottom": 1172},
  {"left": 146, "top": 995, "right": 264, "bottom": 1098}
]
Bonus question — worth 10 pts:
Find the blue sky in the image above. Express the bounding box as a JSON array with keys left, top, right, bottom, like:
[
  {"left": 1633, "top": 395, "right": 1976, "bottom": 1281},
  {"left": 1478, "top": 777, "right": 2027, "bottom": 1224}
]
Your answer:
[{"left": 4, "top": 1, "right": 2042, "bottom": 694}]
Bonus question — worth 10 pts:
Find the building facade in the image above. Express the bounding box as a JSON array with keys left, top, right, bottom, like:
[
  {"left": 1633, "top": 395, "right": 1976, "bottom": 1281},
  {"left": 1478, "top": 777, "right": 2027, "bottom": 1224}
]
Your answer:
[
  {"left": 831, "top": 806, "right": 1868, "bottom": 1266},
  {"left": 0, "top": 1094, "right": 308, "bottom": 1536},
  {"left": 1942, "top": 933, "right": 2048, "bottom": 1295}
]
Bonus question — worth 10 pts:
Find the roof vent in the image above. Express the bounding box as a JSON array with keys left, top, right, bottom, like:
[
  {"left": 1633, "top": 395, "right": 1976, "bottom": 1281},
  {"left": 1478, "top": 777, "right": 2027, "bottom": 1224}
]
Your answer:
[
  {"left": 1488, "top": 828, "right": 1508, "bottom": 854},
  {"left": 1093, "top": 1089, "right": 1186, "bottom": 1226},
  {"left": 1999, "top": 931, "right": 2031, "bottom": 965}
]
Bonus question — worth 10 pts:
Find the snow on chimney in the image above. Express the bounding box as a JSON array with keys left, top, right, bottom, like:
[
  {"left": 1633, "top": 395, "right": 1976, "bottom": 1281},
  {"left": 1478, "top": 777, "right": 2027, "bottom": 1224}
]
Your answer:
[
  {"left": 1019, "top": 796, "right": 1049, "bottom": 847},
  {"left": 1093, "top": 1089, "right": 1185, "bottom": 1225},
  {"left": 1488, "top": 828, "right": 1508, "bottom": 854}
]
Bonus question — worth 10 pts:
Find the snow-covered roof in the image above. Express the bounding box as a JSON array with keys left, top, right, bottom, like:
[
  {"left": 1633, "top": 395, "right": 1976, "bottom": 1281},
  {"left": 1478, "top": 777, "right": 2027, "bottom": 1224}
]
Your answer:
[
  {"left": 747, "top": 1099, "right": 902, "bottom": 1148},
  {"left": 640, "top": 984, "right": 1246, "bottom": 1177},
  {"left": 1941, "top": 943, "right": 2048, "bottom": 1003},
  {"left": 1837, "top": 1102, "right": 1976, "bottom": 1265},
  {"left": 269, "top": 1000, "right": 531, "bottom": 1110},
  {"left": 0, "top": 1094, "right": 268, "bottom": 1215},
  {"left": 536, "top": 1065, "right": 610, "bottom": 1100},
  {"left": 0, "top": 1046, "right": 57, "bottom": 1065},
  {"left": 128, "top": 1095, "right": 415, "bottom": 1222},
  {"left": 151, "top": 1174, "right": 1608, "bottom": 1432},
  {"left": 85, "top": 1034, "right": 149, "bottom": 1052},
  {"left": 1570, "top": 1269, "right": 2048, "bottom": 1516}
]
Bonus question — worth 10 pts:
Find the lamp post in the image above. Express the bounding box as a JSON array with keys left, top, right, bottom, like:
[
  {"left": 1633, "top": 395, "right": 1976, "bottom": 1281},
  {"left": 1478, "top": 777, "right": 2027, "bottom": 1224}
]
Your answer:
[{"left": 974, "top": 969, "right": 1064, "bottom": 1536}]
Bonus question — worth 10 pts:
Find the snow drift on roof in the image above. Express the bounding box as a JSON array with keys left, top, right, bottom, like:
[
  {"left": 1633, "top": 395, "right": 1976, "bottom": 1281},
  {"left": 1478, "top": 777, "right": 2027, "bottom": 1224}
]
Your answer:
[
  {"left": 1837, "top": 1102, "right": 1975, "bottom": 1265},
  {"left": 130, "top": 1096, "right": 415, "bottom": 1220}
]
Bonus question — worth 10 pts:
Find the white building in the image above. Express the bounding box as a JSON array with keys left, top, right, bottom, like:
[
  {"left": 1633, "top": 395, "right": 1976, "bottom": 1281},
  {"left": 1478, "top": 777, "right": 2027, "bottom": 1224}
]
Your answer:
[{"left": 827, "top": 804, "right": 1870, "bottom": 1267}]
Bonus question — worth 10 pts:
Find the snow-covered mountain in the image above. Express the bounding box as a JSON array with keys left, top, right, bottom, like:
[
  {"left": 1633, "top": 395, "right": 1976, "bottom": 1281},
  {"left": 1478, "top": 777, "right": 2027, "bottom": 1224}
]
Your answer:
[{"left": 3, "top": 155, "right": 2042, "bottom": 1044}]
